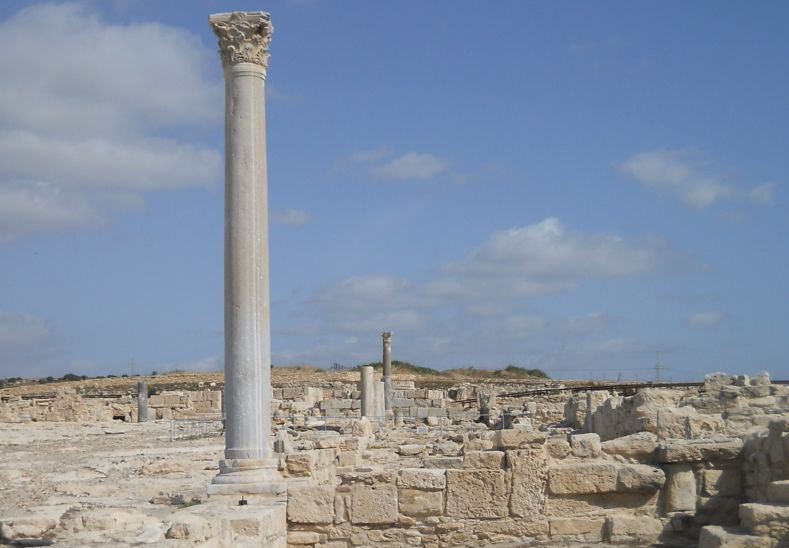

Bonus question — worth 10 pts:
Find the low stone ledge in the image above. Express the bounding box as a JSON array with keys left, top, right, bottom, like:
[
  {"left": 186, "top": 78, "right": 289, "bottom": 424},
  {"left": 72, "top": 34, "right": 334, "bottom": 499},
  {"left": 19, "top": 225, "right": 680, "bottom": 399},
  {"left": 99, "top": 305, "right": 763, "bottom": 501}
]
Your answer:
[
  {"left": 549, "top": 516, "right": 605, "bottom": 541},
  {"left": 287, "top": 530, "right": 321, "bottom": 545},
  {"left": 496, "top": 429, "right": 548, "bottom": 449},
  {"left": 463, "top": 450, "right": 504, "bottom": 469},
  {"left": 605, "top": 514, "right": 663, "bottom": 543},
  {"left": 616, "top": 464, "right": 665, "bottom": 492},
  {"left": 659, "top": 437, "right": 743, "bottom": 463},
  {"left": 600, "top": 431, "right": 658, "bottom": 461},
  {"left": 423, "top": 456, "right": 463, "bottom": 469}
]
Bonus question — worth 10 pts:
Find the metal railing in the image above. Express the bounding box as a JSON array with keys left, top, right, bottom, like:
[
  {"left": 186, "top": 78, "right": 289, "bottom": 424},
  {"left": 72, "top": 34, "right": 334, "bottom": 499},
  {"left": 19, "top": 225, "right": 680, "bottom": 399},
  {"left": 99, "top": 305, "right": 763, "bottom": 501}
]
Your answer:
[{"left": 170, "top": 415, "right": 224, "bottom": 441}]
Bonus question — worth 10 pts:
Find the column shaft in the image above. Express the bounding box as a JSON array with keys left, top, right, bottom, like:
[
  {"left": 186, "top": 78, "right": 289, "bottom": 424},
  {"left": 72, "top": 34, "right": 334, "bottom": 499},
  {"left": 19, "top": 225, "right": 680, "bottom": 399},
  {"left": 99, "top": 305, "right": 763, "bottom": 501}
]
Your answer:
[
  {"left": 381, "top": 332, "right": 393, "bottom": 413},
  {"left": 223, "top": 61, "right": 271, "bottom": 461},
  {"left": 137, "top": 381, "right": 148, "bottom": 423},
  {"left": 360, "top": 366, "right": 375, "bottom": 418}
]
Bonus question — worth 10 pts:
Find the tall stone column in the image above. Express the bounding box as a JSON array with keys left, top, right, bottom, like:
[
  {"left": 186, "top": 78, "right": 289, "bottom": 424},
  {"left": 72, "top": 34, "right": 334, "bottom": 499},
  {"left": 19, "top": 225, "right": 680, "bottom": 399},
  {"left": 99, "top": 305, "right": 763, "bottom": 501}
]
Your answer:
[
  {"left": 381, "top": 332, "right": 393, "bottom": 415},
  {"left": 375, "top": 381, "right": 385, "bottom": 419},
  {"left": 208, "top": 11, "right": 283, "bottom": 495}
]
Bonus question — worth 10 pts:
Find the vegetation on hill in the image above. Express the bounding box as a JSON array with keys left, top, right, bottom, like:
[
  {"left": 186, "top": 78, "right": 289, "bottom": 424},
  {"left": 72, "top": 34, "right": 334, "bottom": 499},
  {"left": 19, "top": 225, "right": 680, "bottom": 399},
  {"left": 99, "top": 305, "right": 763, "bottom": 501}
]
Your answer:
[
  {"left": 352, "top": 361, "right": 549, "bottom": 380},
  {"left": 498, "top": 365, "right": 549, "bottom": 379},
  {"left": 353, "top": 360, "right": 441, "bottom": 376}
]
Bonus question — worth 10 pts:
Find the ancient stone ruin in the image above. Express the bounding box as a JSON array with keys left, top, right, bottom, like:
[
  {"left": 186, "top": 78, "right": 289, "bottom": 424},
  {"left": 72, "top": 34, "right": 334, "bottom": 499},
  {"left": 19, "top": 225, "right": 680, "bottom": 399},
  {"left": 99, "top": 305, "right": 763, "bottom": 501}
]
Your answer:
[
  {"left": 1, "top": 370, "right": 788, "bottom": 546},
  {"left": 1, "top": 8, "right": 787, "bottom": 548}
]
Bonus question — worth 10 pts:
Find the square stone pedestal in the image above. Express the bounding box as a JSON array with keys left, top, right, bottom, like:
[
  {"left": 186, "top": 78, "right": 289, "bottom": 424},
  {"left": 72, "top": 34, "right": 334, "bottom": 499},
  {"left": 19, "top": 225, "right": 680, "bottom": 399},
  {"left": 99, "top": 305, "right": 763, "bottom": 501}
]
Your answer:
[{"left": 166, "top": 498, "right": 286, "bottom": 547}]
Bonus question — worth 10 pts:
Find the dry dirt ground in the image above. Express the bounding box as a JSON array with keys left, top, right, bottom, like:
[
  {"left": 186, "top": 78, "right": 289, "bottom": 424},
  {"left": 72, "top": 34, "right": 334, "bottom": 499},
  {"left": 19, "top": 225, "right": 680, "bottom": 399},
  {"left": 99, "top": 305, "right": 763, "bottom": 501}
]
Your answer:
[{"left": 0, "top": 420, "right": 223, "bottom": 545}]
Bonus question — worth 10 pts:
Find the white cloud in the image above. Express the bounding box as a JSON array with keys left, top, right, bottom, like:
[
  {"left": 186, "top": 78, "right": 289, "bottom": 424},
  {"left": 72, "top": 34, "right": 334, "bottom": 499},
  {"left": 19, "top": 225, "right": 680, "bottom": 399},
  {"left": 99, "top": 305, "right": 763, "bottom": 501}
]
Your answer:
[
  {"left": 0, "top": 3, "right": 222, "bottom": 240},
  {"left": 271, "top": 208, "right": 310, "bottom": 226},
  {"left": 307, "top": 219, "right": 664, "bottom": 354},
  {"left": 619, "top": 149, "right": 734, "bottom": 208},
  {"left": 373, "top": 152, "right": 448, "bottom": 180},
  {"left": 432, "top": 217, "right": 664, "bottom": 299},
  {"left": 689, "top": 311, "right": 723, "bottom": 327},
  {"left": 747, "top": 182, "right": 776, "bottom": 205}
]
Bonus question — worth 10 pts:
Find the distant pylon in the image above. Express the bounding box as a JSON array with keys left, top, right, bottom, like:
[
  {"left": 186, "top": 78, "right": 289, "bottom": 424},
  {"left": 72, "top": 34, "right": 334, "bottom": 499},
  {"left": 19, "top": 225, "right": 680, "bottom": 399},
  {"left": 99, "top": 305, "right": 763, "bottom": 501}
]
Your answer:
[{"left": 655, "top": 351, "right": 666, "bottom": 382}]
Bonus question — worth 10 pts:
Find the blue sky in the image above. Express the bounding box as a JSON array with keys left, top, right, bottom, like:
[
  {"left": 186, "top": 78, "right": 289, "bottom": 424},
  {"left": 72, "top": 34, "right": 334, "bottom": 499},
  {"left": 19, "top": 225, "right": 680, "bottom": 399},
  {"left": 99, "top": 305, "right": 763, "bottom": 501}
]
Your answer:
[{"left": 0, "top": 1, "right": 787, "bottom": 381}]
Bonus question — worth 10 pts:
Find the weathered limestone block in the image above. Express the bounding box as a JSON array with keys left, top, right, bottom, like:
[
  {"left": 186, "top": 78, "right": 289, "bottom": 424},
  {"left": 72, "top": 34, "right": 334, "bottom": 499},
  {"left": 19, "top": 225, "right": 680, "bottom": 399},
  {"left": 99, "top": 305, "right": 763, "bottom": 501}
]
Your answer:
[
  {"left": 77, "top": 509, "right": 149, "bottom": 532},
  {"left": 660, "top": 437, "right": 743, "bottom": 463},
  {"left": 397, "top": 468, "right": 445, "bottom": 490},
  {"left": 702, "top": 468, "right": 743, "bottom": 497},
  {"left": 398, "top": 444, "right": 426, "bottom": 456},
  {"left": 698, "top": 525, "right": 775, "bottom": 548},
  {"left": 0, "top": 515, "right": 59, "bottom": 541},
  {"left": 767, "top": 480, "right": 789, "bottom": 504},
  {"left": 548, "top": 462, "right": 618, "bottom": 495},
  {"left": 433, "top": 441, "right": 461, "bottom": 456},
  {"left": 616, "top": 464, "right": 666, "bottom": 492},
  {"left": 446, "top": 469, "right": 508, "bottom": 518},
  {"left": 350, "top": 484, "right": 398, "bottom": 524},
  {"left": 165, "top": 513, "right": 213, "bottom": 541},
  {"left": 463, "top": 450, "right": 504, "bottom": 469},
  {"left": 473, "top": 517, "right": 550, "bottom": 540},
  {"left": 550, "top": 517, "right": 605, "bottom": 540},
  {"left": 508, "top": 448, "right": 547, "bottom": 517},
  {"left": 424, "top": 456, "right": 463, "bottom": 469},
  {"left": 545, "top": 491, "right": 660, "bottom": 517},
  {"left": 658, "top": 407, "right": 696, "bottom": 439},
  {"left": 601, "top": 431, "right": 658, "bottom": 461},
  {"left": 350, "top": 417, "right": 372, "bottom": 437},
  {"left": 705, "top": 372, "right": 736, "bottom": 391},
  {"left": 399, "top": 489, "right": 443, "bottom": 517},
  {"left": 605, "top": 514, "right": 663, "bottom": 543},
  {"left": 742, "top": 385, "right": 771, "bottom": 398},
  {"left": 570, "top": 433, "right": 602, "bottom": 458},
  {"left": 287, "top": 484, "right": 335, "bottom": 524},
  {"left": 752, "top": 371, "right": 771, "bottom": 385},
  {"left": 739, "top": 503, "right": 789, "bottom": 541},
  {"left": 698, "top": 495, "right": 741, "bottom": 526},
  {"left": 659, "top": 406, "right": 726, "bottom": 440},
  {"left": 546, "top": 437, "right": 572, "bottom": 459},
  {"left": 496, "top": 429, "right": 548, "bottom": 449},
  {"left": 664, "top": 463, "right": 697, "bottom": 512},
  {"left": 287, "top": 531, "right": 321, "bottom": 545}
]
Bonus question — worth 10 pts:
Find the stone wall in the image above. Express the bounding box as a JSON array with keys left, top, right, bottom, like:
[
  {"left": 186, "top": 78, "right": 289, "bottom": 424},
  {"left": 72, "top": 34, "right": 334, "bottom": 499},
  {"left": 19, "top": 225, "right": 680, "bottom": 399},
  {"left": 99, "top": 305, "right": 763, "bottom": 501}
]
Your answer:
[
  {"left": 283, "top": 428, "right": 673, "bottom": 546},
  {"left": 280, "top": 372, "right": 789, "bottom": 547},
  {"left": 0, "top": 388, "right": 222, "bottom": 423},
  {"left": 579, "top": 373, "right": 789, "bottom": 442}
]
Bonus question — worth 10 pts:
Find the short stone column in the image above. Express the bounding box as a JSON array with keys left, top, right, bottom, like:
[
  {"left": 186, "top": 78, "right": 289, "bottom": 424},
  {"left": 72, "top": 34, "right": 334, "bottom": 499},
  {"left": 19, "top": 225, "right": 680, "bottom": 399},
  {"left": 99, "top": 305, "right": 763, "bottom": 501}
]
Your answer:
[
  {"left": 663, "top": 463, "right": 696, "bottom": 512},
  {"left": 208, "top": 11, "right": 283, "bottom": 495},
  {"left": 137, "top": 381, "right": 148, "bottom": 423},
  {"left": 381, "top": 332, "right": 393, "bottom": 415},
  {"left": 584, "top": 391, "right": 594, "bottom": 433},
  {"left": 360, "top": 366, "right": 375, "bottom": 418},
  {"left": 375, "top": 381, "right": 385, "bottom": 420}
]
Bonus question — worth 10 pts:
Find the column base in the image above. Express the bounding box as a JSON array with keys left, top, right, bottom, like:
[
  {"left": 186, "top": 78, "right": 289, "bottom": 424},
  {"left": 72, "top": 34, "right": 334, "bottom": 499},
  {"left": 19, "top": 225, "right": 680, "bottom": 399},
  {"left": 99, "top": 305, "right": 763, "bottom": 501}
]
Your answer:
[{"left": 208, "top": 458, "right": 286, "bottom": 497}]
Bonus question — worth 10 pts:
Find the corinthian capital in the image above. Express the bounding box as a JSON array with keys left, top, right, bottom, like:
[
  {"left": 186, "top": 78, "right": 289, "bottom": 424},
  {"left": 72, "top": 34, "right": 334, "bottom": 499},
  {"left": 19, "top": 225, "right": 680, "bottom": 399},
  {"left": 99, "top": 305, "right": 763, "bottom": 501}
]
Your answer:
[{"left": 209, "top": 12, "right": 273, "bottom": 69}]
